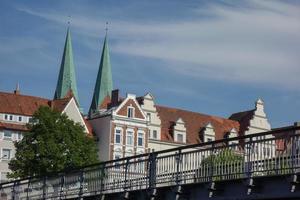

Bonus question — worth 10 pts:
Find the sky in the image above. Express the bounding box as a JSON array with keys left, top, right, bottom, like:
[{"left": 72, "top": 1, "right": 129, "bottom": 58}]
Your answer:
[{"left": 0, "top": 0, "right": 299, "bottom": 128}]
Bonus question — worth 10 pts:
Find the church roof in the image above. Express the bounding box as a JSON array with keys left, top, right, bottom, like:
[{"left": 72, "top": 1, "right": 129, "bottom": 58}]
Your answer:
[
  {"left": 54, "top": 28, "right": 80, "bottom": 105},
  {"left": 89, "top": 35, "right": 113, "bottom": 116}
]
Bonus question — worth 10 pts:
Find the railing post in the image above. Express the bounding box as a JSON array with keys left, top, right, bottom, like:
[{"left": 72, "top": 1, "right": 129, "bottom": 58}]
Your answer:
[
  {"left": 78, "top": 170, "right": 84, "bottom": 199},
  {"left": 175, "top": 150, "right": 182, "bottom": 185},
  {"left": 99, "top": 163, "right": 105, "bottom": 194},
  {"left": 12, "top": 181, "right": 16, "bottom": 200},
  {"left": 26, "top": 178, "right": 31, "bottom": 200},
  {"left": 148, "top": 152, "right": 157, "bottom": 188},
  {"left": 42, "top": 176, "right": 47, "bottom": 200},
  {"left": 124, "top": 158, "right": 130, "bottom": 191},
  {"left": 59, "top": 174, "right": 65, "bottom": 200},
  {"left": 291, "top": 135, "right": 295, "bottom": 173}
]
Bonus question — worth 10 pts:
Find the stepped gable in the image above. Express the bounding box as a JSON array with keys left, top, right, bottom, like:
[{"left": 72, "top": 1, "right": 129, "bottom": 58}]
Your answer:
[{"left": 156, "top": 105, "right": 240, "bottom": 144}]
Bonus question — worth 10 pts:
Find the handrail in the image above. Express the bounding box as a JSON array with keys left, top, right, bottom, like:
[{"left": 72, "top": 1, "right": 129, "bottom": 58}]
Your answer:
[{"left": 0, "top": 125, "right": 299, "bottom": 199}]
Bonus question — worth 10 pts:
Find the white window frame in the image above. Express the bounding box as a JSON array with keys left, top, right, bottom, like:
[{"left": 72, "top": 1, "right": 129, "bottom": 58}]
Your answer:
[
  {"left": 18, "top": 116, "right": 22, "bottom": 122},
  {"left": 114, "top": 128, "right": 123, "bottom": 144},
  {"left": 152, "top": 130, "right": 158, "bottom": 139},
  {"left": 1, "top": 149, "right": 12, "bottom": 160},
  {"left": 3, "top": 131, "right": 12, "bottom": 140},
  {"left": 126, "top": 129, "right": 134, "bottom": 146},
  {"left": 137, "top": 131, "right": 144, "bottom": 147},
  {"left": 176, "top": 133, "right": 184, "bottom": 143},
  {"left": 127, "top": 106, "right": 135, "bottom": 118}
]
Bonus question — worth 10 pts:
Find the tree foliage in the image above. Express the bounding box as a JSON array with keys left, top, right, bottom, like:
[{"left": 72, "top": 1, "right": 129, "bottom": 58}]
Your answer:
[
  {"left": 202, "top": 148, "right": 243, "bottom": 166},
  {"left": 8, "top": 106, "right": 98, "bottom": 179}
]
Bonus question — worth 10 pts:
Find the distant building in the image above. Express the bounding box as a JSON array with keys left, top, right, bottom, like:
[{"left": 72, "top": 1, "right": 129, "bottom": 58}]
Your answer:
[{"left": 86, "top": 32, "right": 273, "bottom": 162}]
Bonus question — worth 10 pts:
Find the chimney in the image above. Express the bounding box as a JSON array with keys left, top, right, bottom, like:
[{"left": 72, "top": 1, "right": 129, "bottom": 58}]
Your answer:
[
  {"left": 14, "top": 83, "right": 20, "bottom": 95},
  {"left": 111, "top": 89, "right": 119, "bottom": 107}
]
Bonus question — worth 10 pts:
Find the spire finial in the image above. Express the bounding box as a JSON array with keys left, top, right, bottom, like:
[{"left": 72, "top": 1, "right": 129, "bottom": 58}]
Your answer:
[
  {"left": 105, "top": 22, "right": 108, "bottom": 36},
  {"left": 14, "top": 82, "right": 20, "bottom": 95},
  {"left": 67, "top": 15, "right": 71, "bottom": 26}
]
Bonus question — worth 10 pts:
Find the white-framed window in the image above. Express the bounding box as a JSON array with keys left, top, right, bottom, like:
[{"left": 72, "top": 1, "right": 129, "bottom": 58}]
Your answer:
[
  {"left": 9, "top": 115, "right": 13, "bottom": 121},
  {"left": 4, "top": 115, "right": 8, "bottom": 120},
  {"left": 2, "top": 149, "right": 11, "bottom": 160},
  {"left": 0, "top": 172, "right": 8, "bottom": 183},
  {"left": 16, "top": 132, "right": 22, "bottom": 141},
  {"left": 176, "top": 133, "right": 184, "bottom": 143},
  {"left": 137, "top": 132, "right": 144, "bottom": 147},
  {"left": 114, "top": 153, "right": 122, "bottom": 169},
  {"left": 147, "top": 113, "right": 151, "bottom": 122},
  {"left": 127, "top": 106, "right": 135, "bottom": 118},
  {"left": 126, "top": 129, "right": 134, "bottom": 146},
  {"left": 18, "top": 116, "right": 22, "bottom": 122},
  {"left": 115, "top": 128, "right": 122, "bottom": 144},
  {"left": 152, "top": 130, "right": 157, "bottom": 139},
  {"left": 3, "top": 131, "right": 12, "bottom": 140},
  {"left": 207, "top": 138, "right": 213, "bottom": 142}
]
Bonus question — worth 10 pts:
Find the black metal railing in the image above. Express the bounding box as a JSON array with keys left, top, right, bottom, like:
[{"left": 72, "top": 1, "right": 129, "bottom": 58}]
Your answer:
[{"left": 1, "top": 126, "right": 299, "bottom": 199}]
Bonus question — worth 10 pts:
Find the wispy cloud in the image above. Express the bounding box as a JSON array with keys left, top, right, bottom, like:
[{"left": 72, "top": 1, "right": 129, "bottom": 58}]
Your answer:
[{"left": 15, "top": 1, "right": 300, "bottom": 90}]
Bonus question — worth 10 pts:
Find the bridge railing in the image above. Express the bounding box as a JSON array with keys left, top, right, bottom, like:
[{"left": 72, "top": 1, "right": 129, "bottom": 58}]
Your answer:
[{"left": 1, "top": 126, "right": 299, "bottom": 199}]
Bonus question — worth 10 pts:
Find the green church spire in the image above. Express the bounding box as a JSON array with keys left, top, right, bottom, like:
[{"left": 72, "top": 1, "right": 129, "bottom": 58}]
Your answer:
[
  {"left": 89, "top": 35, "right": 113, "bottom": 116},
  {"left": 54, "top": 28, "right": 80, "bottom": 105}
]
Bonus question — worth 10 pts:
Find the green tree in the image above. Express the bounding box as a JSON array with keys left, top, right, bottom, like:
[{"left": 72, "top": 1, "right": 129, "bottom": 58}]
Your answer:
[
  {"left": 8, "top": 106, "right": 98, "bottom": 179},
  {"left": 200, "top": 149, "right": 244, "bottom": 181}
]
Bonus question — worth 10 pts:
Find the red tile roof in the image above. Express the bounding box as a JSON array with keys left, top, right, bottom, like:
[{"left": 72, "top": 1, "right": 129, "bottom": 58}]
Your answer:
[
  {"left": 50, "top": 97, "right": 72, "bottom": 112},
  {"left": 0, "top": 92, "right": 50, "bottom": 116},
  {"left": 0, "top": 91, "right": 92, "bottom": 135},
  {"left": 156, "top": 105, "right": 240, "bottom": 144}
]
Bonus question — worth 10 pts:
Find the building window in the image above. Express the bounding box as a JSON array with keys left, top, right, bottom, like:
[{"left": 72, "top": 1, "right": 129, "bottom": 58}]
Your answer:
[
  {"left": 115, "top": 129, "right": 122, "bottom": 144},
  {"left": 152, "top": 130, "right": 157, "bottom": 139},
  {"left": 147, "top": 113, "right": 151, "bottom": 122},
  {"left": 176, "top": 133, "right": 184, "bottom": 143},
  {"left": 138, "top": 132, "right": 144, "bottom": 147},
  {"left": 0, "top": 172, "right": 8, "bottom": 183},
  {"left": 207, "top": 138, "right": 213, "bottom": 142},
  {"left": 9, "top": 115, "right": 13, "bottom": 121},
  {"left": 2, "top": 149, "right": 11, "bottom": 160},
  {"left": 18, "top": 116, "right": 22, "bottom": 122},
  {"left": 17, "top": 132, "right": 22, "bottom": 141},
  {"left": 4, "top": 115, "right": 8, "bottom": 120},
  {"left": 3, "top": 131, "right": 12, "bottom": 140},
  {"left": 114, "top": 153, "right": 122, "bottom": 169},
  {"left": 127, "top": 107, "right": 134, "bottom": 118},
  {"left": 126, "top": 130, "right": 134, "bottom": 146}
]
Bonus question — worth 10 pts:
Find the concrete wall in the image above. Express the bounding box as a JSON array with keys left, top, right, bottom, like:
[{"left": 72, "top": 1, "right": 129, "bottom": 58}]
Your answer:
[{"left": 89, "top": 116, "right": 111, "bottom": 161}]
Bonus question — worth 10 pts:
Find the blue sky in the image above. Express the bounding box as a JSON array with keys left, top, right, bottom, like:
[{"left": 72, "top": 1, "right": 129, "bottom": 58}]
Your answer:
[{"left": 0, "top": 0, "right": 299, "bottom": 127}]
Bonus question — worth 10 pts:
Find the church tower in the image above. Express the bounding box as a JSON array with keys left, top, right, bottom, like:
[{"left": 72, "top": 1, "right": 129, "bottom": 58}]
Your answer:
[
  {"left": 89, "top": 34, "right": 113, "bottom": 116},
  {"left": 54, "top": 27, "right": 80, "bottom": 105}
]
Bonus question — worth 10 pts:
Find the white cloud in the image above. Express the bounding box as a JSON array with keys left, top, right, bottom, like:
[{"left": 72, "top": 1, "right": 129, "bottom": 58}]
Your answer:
[{"left": 16, "top": 1, "right": 300, "bottom": 90}]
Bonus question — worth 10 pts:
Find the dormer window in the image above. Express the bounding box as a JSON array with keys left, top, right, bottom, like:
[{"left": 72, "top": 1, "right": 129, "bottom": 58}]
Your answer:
[
  {"left": 202, "top": 123, "right": 215, "bottom": 142},
  {"left": 173, "top": 118, "right": 186, "bottom": 143},
  {"left": 127, "top": 106, "right": 135, "bottom": 118},
  {"left": 176, "top": 133, "right": 184, "bottom": 143}
]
